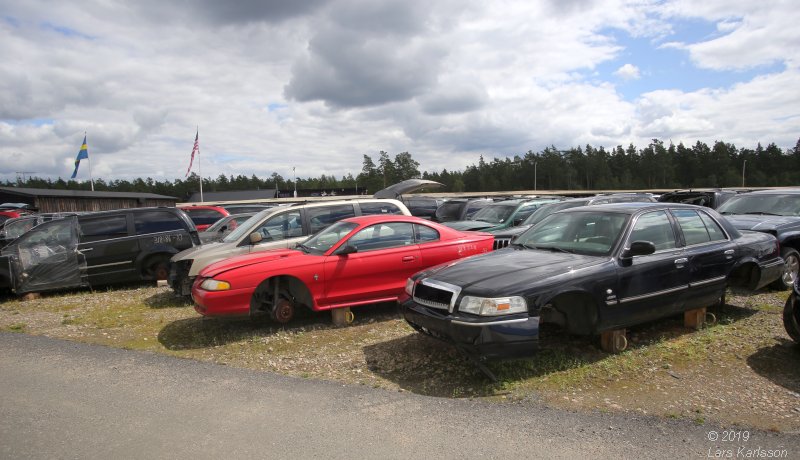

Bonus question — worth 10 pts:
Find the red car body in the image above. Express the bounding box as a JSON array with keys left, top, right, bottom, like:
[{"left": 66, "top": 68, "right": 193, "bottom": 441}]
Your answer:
[{"left": 191, "top": 215, "right": 494, "bottom": 320}]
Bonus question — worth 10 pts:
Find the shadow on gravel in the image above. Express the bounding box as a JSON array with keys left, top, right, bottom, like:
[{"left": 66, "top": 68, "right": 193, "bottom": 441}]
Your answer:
[
  {"left": 746, "top": 339, "right": 800, "bottom": 394},
  {"left": 144, "top": 290, "right": 192, "bottom": 309},
  {"left": 157, "top": 301, "right": 400, "bottom": 350},
  {"left": 365, "top": 303, "right": 760, "bottom": 398}
]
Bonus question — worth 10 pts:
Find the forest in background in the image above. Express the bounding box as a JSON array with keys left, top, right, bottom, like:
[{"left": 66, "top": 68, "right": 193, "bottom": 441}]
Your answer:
[{"left": 5, "top": 138, "right": 800, "bottom": 200}]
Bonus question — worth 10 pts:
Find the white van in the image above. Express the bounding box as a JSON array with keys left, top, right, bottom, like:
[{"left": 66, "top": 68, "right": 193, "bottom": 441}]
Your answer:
[{"left": 168, "top": 199, "right": 410, "bottom": 296}]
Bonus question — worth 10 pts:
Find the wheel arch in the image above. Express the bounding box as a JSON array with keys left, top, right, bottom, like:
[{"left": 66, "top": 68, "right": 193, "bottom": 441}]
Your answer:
[
  {"left": 539, "top": 290, "right": 600, "bottom": 335},
  {"left": 250, "top": 274, "right": 315, "bottom": 316}
]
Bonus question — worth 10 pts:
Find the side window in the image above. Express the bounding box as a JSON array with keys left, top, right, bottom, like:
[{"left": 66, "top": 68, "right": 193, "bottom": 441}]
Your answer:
[
  {"left": 359, "top": 202, "right": 402, "bottom": 216},
  {"left": 307, "top": 204, "right": 356, "bottom": 234},
  {"left": 134, "top": 211, "right": 185, "bottom": 234},
  {"left": 414, "top": 224, "right": 440, "bottom": 243},
  {"left": 699, "top": 212, "right": 727, "bottom": 242},
  {"left": 673, "top": 209, "right": 722, "bottom": 245},
  {"left": 80, "top": 215, "right": 129, "bottom": 242},
  {"left": 347, "top": 222, "right": 415, "bottom": 252},
  {"left": 513, "top": 204, "right": 539, "bottom": 223},
  {"left": 628, "top": 211, "right": 676, "bottom": 251},
  {"left": 254, "top": 211, "right": 303, "bottom": 242},
  {"left": 464, "top": 202, "right": 488, "bottom": 219}
]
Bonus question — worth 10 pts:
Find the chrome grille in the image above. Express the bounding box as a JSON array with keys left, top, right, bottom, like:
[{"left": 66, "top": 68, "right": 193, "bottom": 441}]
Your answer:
[{"left": 412, "top": 279, "right": 462, "bottom": 312}]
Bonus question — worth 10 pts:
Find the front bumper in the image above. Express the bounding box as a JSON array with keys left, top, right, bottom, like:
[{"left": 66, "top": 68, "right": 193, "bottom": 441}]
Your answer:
[
  {"left": 168, "top": 260, "right": 193, "bottom": 296},
  {"left": 191, "top": 277, "right": 252, "bottom": 317},
  {"left": 400, "top": 297, "right": 539, "bottom": 359}
]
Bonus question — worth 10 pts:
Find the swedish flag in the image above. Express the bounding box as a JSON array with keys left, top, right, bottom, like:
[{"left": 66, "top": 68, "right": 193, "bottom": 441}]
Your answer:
[{"left": 71, "top": 134, "right": 89, "bottom": 179}]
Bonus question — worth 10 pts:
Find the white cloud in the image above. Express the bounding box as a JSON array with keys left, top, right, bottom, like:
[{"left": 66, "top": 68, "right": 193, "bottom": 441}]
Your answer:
[
  {"left": 0, "top": 0, "right": 798, "bottom": 185},
  {"left": 614, "top": 63, "right": 641, "bottom": 80}
]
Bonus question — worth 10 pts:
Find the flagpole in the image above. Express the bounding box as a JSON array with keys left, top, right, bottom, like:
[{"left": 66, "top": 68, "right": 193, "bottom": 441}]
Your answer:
[
  {"left": 86, "top": 131, "right": 95, "bottom": 191},
  {"left": 197, "top": 127, "right": 203, "bottom": 202}
]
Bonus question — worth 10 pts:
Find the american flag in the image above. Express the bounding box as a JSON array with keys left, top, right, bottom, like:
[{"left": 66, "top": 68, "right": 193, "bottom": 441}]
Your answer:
[{"left": 185, "top": 129, "right": 199, "bottom": 177}]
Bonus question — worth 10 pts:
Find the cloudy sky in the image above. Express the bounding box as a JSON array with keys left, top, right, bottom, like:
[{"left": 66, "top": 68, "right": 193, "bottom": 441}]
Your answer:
[{"left": 1, "top": 0, "right": 798, "bottom": 184}]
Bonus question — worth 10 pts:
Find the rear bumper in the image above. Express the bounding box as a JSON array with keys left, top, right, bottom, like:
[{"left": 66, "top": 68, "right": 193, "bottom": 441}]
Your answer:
[
  {"left": 400, "top": 297, "right": 539, "bottom": 359},
  {"left": 757, "top": 257, "right": 786, "bottom": 289}
]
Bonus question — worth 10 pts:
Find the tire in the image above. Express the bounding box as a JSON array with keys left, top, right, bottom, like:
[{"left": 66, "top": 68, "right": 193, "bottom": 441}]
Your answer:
[
  {"left": 783, "top": 293, "right": 800, "bottom": 343},
  {"left": 772, "top": 248, "right": 800, "bottom": 290},
  {"left": 144, "top": 255, "right": 170, "bottom": 281}
]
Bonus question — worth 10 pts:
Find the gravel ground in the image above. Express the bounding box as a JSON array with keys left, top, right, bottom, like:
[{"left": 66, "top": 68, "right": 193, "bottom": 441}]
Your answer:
[{"left": 1, "top": 284, "right": 798, "bottom": 432}]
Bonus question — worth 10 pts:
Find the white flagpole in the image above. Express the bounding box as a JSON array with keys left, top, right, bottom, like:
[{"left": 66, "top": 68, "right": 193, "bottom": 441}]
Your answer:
[
  {"left": 86, "top": 131, "right": 94, "bottom": 191},
  {"left": 197, "top": 127, "right": 203, "bottom": 202}
]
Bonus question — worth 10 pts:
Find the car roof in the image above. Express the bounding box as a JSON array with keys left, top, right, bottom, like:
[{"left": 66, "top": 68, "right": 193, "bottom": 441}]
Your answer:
[
  {"left": 340, "top": 214, "right": 430, "bottom": 225},
  {"left": 561, "top": 202, "right": 709, "bottom": 215},
  {"left": 740, "top": 189, "right": 800, "bottom": 195}
]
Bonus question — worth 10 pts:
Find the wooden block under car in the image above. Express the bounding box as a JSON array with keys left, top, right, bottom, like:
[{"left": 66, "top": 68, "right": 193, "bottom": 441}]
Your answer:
[{"left": 684, "top": 307, "right": 706, "bottom": 330}]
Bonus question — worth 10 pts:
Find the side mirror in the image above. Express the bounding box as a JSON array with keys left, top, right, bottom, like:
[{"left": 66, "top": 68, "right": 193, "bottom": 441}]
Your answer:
[
  {"left": 249, "top": 232, "right": 263, "bottom": 244},
  {"left": 335, "top": 244, "right": 358, "bottom": 256},
  {"left": 621, "top": 240, "right": 656, "bottom": 259}
]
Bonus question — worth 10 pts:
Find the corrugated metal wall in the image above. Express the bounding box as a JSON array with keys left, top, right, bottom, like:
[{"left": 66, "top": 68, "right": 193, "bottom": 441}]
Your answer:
[{"left": 33, "top": 197, "right": 176, "bottom": 212}]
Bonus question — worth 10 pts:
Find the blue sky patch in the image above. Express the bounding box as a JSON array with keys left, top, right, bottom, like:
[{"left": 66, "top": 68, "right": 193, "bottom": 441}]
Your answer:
[
  {"left": 40, "top": 22, "right": 94, "bottom": 40},
  {"left": 592, "top": 21, "right": 785, "bottom": 101}
]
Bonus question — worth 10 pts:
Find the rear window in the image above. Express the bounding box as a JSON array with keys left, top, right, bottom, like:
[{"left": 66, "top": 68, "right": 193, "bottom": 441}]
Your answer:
[
  {"left": 80, "top": 215, "right": 129, "bottom": 242},
  {"left": 308, "top": 204, "right": 356, "bottom": 234},
  {"left": 134, "top": 211, "right": 186, "bottom": 234},
  {"left": 359, "top": 202, "right": 403, "bottom": 216},
  {"left": 435, "top": 202, "right": 463, "bottom": 221}
]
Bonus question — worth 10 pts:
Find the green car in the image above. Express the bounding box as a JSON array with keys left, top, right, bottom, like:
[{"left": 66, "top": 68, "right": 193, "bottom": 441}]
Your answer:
[{"left": 442, "top": 198, "right": 562, "bottom": 233}]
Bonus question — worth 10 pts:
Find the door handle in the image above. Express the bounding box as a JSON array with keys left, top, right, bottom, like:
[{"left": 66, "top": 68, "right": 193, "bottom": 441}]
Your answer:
[
  {"left": 402, "top": 256, "right": 416, "bottom": 262},
  {"left": 724, "top": 249, "right": 735, "bottom": 255},
  {"left": 674, "top": 257, "right": 688, "bottom": 265}
]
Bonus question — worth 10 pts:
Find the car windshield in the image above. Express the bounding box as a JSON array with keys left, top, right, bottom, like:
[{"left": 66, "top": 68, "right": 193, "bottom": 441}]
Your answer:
[
  {"left": 716, "top": 194, "right": 800, "bottom": 216},
  {"left": 515, "top": 211, "right": 628, "bottom": 256},
  {"left": 222, "top": 208, "right": 278, "bottom": 243},
  {"left": 470, "top": 204, "right": 517, "bottom": 223},
  {"left": 522, "top": 201, "right": 588, "bottom": 227},
  {"left": 299, "top": 221, "right": 359, "bottom": 254},
  {"left": 205, "top": 213, "right": 255, "bottom": 233}
]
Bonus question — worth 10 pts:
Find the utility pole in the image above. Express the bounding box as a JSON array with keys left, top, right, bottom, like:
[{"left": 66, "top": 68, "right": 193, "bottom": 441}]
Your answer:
[{"left": 742, "top": 159, "right": 747, "bottom": 187}]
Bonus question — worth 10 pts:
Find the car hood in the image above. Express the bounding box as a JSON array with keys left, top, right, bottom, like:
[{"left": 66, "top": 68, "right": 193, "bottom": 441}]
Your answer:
[
  {"left": 423, "top": 248, "right": 604, "bottom": 294},
  {"left": 200, "top": 248, "right": 305, "bottom": 278},
  {"left": 171, "top": 241, "right": 231, "bottom": 262},
  {"left": 722, "top": 214, "right": 800, "bottom": 232},
  {"left": 492, "top": 225, "right": 530, "bottom": 238},
  {"left": 373, "top": 179, "right": 444, "bottom": 199},
  {"left": 444, "top": 220, "right": 499, "bottom": 231}
]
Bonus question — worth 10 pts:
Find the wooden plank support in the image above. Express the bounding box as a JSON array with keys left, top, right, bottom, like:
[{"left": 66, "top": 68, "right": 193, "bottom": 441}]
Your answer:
[
  {"left": 684, "top": 307, "right": 707, "bottom": 330},
  {"left": 600, "top": 329, "right": 627, "bottom": 353},
  {"left": 331, "top": 307, "right": 352, "bottom": 327}
]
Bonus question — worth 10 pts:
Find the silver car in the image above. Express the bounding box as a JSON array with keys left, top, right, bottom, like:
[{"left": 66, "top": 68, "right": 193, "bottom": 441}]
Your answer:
[{"left": 168, "top": 198, "right": 410, "bottom": 296}]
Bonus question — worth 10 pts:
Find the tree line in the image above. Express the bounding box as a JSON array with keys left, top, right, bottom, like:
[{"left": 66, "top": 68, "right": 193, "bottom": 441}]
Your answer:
[{"left": 6, "top": 139, "right": 800, "bottom": 199}]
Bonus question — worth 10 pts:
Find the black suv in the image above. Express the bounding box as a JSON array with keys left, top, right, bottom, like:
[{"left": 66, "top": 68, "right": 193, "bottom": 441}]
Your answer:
[{"left": 0, "top": 207, "right": 199, "bottom": 294}]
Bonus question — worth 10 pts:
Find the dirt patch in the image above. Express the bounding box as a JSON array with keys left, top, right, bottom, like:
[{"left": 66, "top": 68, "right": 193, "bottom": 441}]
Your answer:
[{"left": 1, "top": 284, "right": 798, "bottom": 432}]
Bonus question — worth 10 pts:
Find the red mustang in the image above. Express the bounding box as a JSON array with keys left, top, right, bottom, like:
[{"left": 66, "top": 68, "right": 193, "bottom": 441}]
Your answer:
[{"left": 191, "top": 215, "right": 494, "bottom": 322}]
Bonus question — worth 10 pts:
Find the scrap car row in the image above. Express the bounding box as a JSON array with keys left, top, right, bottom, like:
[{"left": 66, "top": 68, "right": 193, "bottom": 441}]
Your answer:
[{"left": 2, "top": 187, "right": 800, "bottom": 364}]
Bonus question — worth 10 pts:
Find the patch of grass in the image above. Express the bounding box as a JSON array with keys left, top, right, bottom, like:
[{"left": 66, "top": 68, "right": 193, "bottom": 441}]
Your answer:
[{"left": 7, "top": 323, "right": 27, "bottom": 332}]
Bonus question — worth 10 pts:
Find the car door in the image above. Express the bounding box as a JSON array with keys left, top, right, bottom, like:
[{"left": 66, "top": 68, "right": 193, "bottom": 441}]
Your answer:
[
  {"left": 611, "top": 210, "right": 690, "bottom": 326},
  {"left": 4, "top": 216, "right": 87, "bottom": 293},
  {"left": 78, "top": 213, "right": 139, "bottom": 285},
  {"left": 321, "top": 222, "right": 421, "bottom": 307},
  {"left": 671, "top": 208, "right": 736, "bottom": 309}
]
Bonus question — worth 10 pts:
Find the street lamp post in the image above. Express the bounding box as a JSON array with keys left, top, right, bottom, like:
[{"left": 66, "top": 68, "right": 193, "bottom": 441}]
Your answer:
[
  {"left": 742, "top": 159, "right": 747, "bottom": 187},
  {"left": 293, "top": 167, "right": 297, "bottom": 198},
  {"left": 534, "top": 161, "right": 537, "bottom": 191}
]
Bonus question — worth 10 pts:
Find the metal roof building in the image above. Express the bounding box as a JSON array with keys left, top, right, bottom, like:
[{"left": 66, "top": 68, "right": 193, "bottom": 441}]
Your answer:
[{"left": 0, "top": 187, "right": 178, "bottom": 212}]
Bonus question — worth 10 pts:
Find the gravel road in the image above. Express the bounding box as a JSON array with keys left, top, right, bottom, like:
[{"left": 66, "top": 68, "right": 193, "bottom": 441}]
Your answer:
[{"left": 1, "top": 332, "right": 797, "bottom": 459}]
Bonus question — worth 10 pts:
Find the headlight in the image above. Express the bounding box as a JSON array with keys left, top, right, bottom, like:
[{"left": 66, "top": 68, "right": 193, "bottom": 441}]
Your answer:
[
  {"left": 459, "top": 296, "right": 527, "bottom": 316},
  {"left": 404, "top": 278, "right": 415, "bottom": 296},
  {"left": 200, "top": 279, "right": 231, "bottom": 291}
]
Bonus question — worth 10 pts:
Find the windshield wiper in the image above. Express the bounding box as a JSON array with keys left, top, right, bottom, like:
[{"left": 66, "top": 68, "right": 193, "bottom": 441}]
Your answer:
[
  {"left": 296, "top": 243, "right": 311, "bottom": 253},
  {"left": 522, "top": 243, "right": 574, "bottom": 254},
  {"left": 744, "top": 211, "right": 782, "bottom": 216}
]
